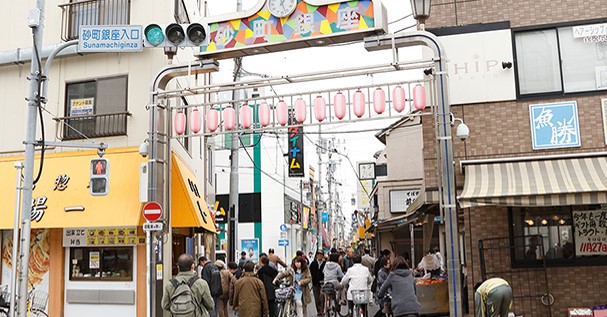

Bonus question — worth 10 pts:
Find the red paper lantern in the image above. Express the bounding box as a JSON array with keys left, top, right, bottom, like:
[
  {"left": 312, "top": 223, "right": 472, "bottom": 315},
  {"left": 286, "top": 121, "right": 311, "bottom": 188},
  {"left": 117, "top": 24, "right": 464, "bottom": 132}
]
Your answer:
[
  {"left": 240, "top": 104, "right": 252, "bottom": 129},
  {"left": 412, "top": 84, "right": 426, "bottom": 110},
  {"left": 353, "top": 90, "right": 365, "bottom": 118},
  {"left": 190, "top": 107, "right": 201, "bottom": 133},
  {"left": 206, "top": 107, "right": 219, "bottom": 132},
  {"left": 174, "top": 111, "right": 186, "bottom": 135},
  {"left": 259, "top": 102, "right": 271, "bottom": 127},
  {"left": 373, "top": 88, "right": 386, "bottom": 114},
  {"left": 314, "top": 96, "right": 326, "bottom": 122},
  {"left": 224, "top": 106, "right": 235, "bottom": 130},
  {"left": 334, "top": 92, "right": 346, "bottom": 120},
  {"left": 295, "top": 98, "right": 307, "bottom": 123},
  {"left": 276, "top": 100, "right": 288, "bottom": 126}
]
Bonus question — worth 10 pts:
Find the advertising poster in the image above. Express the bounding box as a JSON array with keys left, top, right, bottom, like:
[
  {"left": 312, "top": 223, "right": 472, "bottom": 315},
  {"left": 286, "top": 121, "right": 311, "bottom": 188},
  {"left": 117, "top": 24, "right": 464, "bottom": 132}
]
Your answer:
[
  {"left": 241, "top": 238, "right": 259, "bottom": 262},
  {"left": 69, "top": 97, "right": 94, "bottom": 116},
  {"left": 573, "top": 210, "right": 607, "bottom": 256}
]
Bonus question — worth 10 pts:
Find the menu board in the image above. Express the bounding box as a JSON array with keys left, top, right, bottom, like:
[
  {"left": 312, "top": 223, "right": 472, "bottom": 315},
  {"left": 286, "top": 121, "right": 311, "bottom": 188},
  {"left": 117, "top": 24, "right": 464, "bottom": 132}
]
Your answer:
[
  {"left": 63, "top": 227, "right": 145, "bottom": 247},
  {"left": 573, "top": 210, "right": 607, "bottom": 256}
]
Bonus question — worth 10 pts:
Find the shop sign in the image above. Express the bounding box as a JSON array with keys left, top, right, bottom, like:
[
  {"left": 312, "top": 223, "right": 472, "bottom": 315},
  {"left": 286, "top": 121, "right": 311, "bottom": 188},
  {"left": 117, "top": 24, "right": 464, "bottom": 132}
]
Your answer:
[
  {"left": 573, "top": 22, "right": 607, "bottom": 43},
  {"left": 63, "top": 227, "right": 143, "bottom": 247},
  {"left": 389, "top": 189, "right": 420, "bottom": 213},
  {"left": 288, "top": 113, "right": 304, "bottom": 177},
  {"left": 69, "top": 97, "right": 94, "bottom": 117},
  {"left": 89, "top": 251, "right": 100, "bottom": 269},
  {"left": 573, "top": 210, "right": 607, "bottom": 256},
  {"left": 529, "top": 101, "right": 581, "bottom": 150},
  {"left": 303, "top": 206, "right": 310, "bottom": 229}
]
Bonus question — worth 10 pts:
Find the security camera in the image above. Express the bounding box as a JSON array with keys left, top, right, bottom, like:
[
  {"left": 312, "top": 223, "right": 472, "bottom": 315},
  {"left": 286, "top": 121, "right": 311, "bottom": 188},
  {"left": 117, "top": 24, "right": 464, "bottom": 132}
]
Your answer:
[
  {"left": 139, "top": 141, "right": 149, "bottom": 158},
  {"left": 456, "top": 123, "right": 470, "bottom": 141}
]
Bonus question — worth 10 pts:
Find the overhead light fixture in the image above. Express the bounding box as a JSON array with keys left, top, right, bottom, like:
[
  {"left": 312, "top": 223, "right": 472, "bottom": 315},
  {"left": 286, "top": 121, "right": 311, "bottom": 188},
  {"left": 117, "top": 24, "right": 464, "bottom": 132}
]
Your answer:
[
  {"left": 559, "top": 219, "right": 566, "bottom": 225},
  {"left": 410, "top": 0, "right": 431, "bottom": 29},
  {"left": 541, "top": 219, "right": 548, "bottom": 225},
  {"left": 525, "top": 219, "right": 534, "bottom": 226}
]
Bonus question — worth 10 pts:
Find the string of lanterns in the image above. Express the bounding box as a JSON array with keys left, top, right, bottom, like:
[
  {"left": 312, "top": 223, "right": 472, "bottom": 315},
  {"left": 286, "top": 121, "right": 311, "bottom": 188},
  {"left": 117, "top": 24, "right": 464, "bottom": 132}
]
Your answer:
[{"left": 173, "top": 84, "right": 427, "bottom": 135}]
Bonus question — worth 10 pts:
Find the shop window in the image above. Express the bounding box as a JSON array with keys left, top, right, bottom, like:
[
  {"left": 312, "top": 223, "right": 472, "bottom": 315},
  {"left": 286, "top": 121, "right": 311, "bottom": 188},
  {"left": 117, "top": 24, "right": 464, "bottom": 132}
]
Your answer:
[
  {"left": 69, "top": 247, "right": 133, "bottom": 281},
  {"left": 509, "top": 206, "right": 607, "bottom": 267},
  {"left": 514, "top": 21, "right": 607, "bottom": 96},
  {"left": 61, "top": 75, "right": 129, "bottom": 140}
]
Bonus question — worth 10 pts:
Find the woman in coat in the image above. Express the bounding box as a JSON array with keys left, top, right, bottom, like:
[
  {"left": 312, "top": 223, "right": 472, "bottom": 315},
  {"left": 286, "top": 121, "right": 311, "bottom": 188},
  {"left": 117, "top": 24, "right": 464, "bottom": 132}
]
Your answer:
[
  {"left": 378, "top": 256, "right": 421, "bottom": 317},
  {"left": 373, "top": 256, "right": 391, "bottom": 317},
  {"left": 273, "top": 256, "right": 312, "bottom": 317}
]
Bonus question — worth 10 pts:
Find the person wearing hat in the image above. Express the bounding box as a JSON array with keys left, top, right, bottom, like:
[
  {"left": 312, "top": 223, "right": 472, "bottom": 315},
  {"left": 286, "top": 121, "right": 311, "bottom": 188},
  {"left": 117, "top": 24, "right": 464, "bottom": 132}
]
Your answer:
[{"left": 215, "top": 260, "right": 232, "bottom": 317}]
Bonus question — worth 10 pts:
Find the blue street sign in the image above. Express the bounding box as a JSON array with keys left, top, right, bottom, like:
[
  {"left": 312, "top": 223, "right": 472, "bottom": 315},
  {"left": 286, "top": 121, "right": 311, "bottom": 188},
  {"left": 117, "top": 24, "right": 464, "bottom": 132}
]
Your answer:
[
  {"left": 322, "top": 212, "right": 328, "bottom": 223},
  {"left": 280, "top": 224, "right": 288, "bottom": 231},
  {"left": 278, "top": 239, "right": 289, "bottom": 247},
  {"left": 79, "top": 25, "right": 143, "bottom": 53}
]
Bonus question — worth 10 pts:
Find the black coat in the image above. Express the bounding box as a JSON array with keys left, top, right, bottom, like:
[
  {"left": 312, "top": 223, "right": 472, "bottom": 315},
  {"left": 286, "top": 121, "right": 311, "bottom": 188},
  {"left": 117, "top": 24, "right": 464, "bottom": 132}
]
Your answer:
[
  {"left": 309, "top": 260, "right": 326, "bottom": 286},
  {"left": 257, "top": 265, "right": 278, "bottom": 301}
]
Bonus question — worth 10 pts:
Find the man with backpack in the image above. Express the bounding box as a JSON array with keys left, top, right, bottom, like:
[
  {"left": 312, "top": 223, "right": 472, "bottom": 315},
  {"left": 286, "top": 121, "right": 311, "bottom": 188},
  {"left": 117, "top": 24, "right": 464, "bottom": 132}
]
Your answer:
[
  {"left": 199, "top": 256, "right": 223, "bottom": 317},
  {"left": 162, "top": 253, "right": 214, "bottom": 317}
]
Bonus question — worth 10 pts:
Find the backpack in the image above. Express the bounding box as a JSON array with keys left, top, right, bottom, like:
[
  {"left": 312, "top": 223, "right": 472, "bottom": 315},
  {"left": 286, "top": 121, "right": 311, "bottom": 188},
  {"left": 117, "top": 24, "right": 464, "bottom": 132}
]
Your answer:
[
  {"left": 169, "top": 275, "right": 201, "bottom": 317},
  {"left": 209, "top": 267, "right": 223, "bottom": 297}
]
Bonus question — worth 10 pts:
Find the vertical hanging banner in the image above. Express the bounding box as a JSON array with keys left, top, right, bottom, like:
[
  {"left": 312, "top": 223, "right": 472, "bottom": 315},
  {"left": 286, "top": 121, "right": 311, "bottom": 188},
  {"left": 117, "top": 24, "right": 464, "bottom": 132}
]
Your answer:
[{"left": 288, "top": 111, "right": 304, "bottom": 177}]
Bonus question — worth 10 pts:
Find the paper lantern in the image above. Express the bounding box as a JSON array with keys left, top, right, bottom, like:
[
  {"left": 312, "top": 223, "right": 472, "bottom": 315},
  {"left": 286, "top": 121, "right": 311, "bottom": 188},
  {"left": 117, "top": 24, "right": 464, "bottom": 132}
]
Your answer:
[
  {"left": 373, "top": 88, "right": 386, "bottom": 114},
  {"left": 206, "top": 107, "right": 219, "bottom": 132},
  {"left": 295, "top": 98, "right": 307, "bottom": 123},
  {"left": 352, "top": 90, "right": 365, "bottom": 118},
  {"left": 334, "top": 92, "right": 346, "bottom": 120},
  {"left": 259, "top": 102, "right": 271, "bottom": 127},
  {"left": 412, "top": 84, "right": 426, "bottom": 110},
  {"left": 392, "top": 85, "right": 406, "bottom": 113},
  {"left": 174, "top": 111, "right": 186, "bottom": 135},
  {"left": 240, "top": 104, "right": 252, "bottom": 129},
  {"left": 224, "top": 106, "right": 235, "bottom": 130},
  {"left": 190, "top": 107, "right": 201, "bottom": 133},
  {"left": 314, "top": 96, "right": 326, "bottom": 122},
  {"left": 276, "top": 100, "right": 288, "bottom": 126}
]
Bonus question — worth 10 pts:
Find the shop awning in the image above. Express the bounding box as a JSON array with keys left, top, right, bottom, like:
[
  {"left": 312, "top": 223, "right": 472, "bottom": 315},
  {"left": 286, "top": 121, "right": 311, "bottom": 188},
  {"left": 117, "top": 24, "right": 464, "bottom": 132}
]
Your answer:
[
  {"left": 0, "top": 148, "right": 144, "bottom": 229},
  {"left": 458, "top": 154, "right": 607, "bottom": 208},
  {"left": 171, "top": 154, "right": 217, "bottom": 233}
]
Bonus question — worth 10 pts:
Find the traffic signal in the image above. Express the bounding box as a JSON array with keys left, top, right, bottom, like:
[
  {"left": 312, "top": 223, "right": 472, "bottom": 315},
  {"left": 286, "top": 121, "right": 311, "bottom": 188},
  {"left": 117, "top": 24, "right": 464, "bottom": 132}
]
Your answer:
[
  {"left": 90, "top": 158, "right": 109, "bottom": 196},
  {"left": 143, "top": 23, "right": 210, "bottom": 48}
]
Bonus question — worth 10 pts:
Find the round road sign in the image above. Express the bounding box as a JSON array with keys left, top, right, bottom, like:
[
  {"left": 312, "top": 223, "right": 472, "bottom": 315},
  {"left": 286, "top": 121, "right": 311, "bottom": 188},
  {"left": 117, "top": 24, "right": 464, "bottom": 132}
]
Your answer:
[{"left": 142, "top": 201, "right": 163, "bottom": 222}]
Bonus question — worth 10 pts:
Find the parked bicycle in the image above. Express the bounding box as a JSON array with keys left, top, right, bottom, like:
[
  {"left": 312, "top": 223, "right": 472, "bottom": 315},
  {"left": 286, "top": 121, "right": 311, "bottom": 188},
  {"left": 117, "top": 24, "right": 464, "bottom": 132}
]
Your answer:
[
  {"left": 275, "top": 280, "right": 296, "bottom": 317},
  {"left": 0, "top": 284, "right": 48, "bottom": 317},
  {"left": 322, "top": 281, "right": 348, "bottom": 317},
  {"left": 350, "top": 289, "right": 370, "bottom": 317}
]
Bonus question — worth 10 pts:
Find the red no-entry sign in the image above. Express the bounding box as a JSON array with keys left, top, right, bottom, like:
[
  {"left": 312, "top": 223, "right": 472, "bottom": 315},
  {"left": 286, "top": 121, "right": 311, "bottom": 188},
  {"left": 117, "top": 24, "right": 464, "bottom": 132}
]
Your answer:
[{"left": 142, "top": 201, "right": 163, "bottom": 222}]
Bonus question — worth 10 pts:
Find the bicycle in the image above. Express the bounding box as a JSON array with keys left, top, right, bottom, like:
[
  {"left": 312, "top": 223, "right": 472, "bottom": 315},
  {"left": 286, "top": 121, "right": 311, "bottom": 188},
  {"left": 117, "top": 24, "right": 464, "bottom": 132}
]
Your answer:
[
  {"left": 0, "top": 284, "right": 48, "bottom": 317},
  {"left": 275, "top": 280, "right": 296, "bottom": 317},
  {"left": 350, "top": 289, "right": 370, "bottom": 317},
  {"left": 322, "top": 281, "right": 348, "bottom": 317}
]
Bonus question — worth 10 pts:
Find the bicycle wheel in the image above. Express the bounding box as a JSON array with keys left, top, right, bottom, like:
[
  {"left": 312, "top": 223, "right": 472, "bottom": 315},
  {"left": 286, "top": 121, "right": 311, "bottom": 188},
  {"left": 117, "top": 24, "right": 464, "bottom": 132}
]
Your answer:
[{"left": 325, "top": 296, "right": 333, "bottom": 317}]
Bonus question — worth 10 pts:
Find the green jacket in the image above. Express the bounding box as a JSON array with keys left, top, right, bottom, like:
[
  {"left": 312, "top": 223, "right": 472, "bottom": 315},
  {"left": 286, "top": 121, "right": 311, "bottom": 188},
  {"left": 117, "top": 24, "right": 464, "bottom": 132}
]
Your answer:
[{"left": 161, "top": 271, "right": 215, "bottom": 315}]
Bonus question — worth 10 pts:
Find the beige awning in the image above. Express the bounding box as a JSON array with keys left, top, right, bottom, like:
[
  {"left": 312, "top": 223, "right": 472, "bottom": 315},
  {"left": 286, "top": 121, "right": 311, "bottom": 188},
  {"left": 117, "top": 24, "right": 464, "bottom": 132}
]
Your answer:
[{"left": 458, "top": 154, "right": 607, "bottom": 208}]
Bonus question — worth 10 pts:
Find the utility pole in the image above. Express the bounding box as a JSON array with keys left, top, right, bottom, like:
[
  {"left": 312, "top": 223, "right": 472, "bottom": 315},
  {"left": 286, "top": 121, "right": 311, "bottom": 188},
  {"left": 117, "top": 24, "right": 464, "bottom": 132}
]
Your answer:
[
  {"left": 18, "top": 1, "right": 45, "bottom": 316},
  {"left": 228, "top": 0, "right": 242, "bottom": 263},
  {"left": 316, "top": 129, "right": 323, "bottom": 252}
]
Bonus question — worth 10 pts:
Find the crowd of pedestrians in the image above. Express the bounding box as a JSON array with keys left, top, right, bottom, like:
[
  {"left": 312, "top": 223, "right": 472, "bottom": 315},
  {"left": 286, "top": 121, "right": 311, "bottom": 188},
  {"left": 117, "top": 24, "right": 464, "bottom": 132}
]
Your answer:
[{"left": 162, "top": 247, "right": 424, "bottom": 317}]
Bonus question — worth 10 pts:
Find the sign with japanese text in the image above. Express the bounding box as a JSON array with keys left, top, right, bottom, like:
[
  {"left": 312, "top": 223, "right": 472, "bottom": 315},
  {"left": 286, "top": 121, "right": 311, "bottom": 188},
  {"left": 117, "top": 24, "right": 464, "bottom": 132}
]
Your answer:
[
  {"left": 529, "top": 101, "right": 581, "bottom": 150},
  {"left": 573, "top": 210, "right": 607, "bottom": 256},
  {"left": 89, "top": 251, "right": 100, "bottom": 269},
  {"left": 70, "top": 98, "right": 94, "bottom": 117},
  {"left": 63, "top": 227, "right": 141, "bottom": 247},
  {"left": 389, "top": 189, "right": 420, "bottom": 213},
  {"left": 288, "top": 113, "right": 304, "bottom": 177},
  {"left": 573, "top": 23, "right": 607, "bottom": 38},
  {"left": 79, "top": 25, "right": 143, "bottom": 52}
]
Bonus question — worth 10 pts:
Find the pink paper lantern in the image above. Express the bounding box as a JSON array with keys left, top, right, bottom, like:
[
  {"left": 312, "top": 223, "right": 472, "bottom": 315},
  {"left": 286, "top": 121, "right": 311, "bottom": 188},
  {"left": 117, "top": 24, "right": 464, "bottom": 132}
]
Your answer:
[
  {"left": 314, "top": 96, "right": 326, "bottom": 122},
  {"left": 174, "top": 111, "right": 186, "bottom": 135},
  {"left": 190, "top": 107, "right": 201, "bottom": 134},
  {"left": 352, "top": 90, "right": 365, "bottom": 118},
  {"left": 206, "top": 107, "right": 219, "bottom": 132},
  {"left": 334, "top": 92, "right": 346, "bottom": 120},
  {"left": 259, "top": 102, "right": 271, "bottom": 127},
  {"left": 373, "top": 88, "right": 386, "bottom": 114},
  {"left": 295, "top": 98, "right": 307, "bottom": 123},
  {"left": 240, "top": 104, "right": 253, "bottom": 129},
  {"left": 276, "top": 100, "right": 288, "bottom": 126},
  {"left": 224, "top": 106, "right": 235, "bottom": 130},
  {"left": 392, "top": 85, "right": 406, "bottom": 113},
  {"left": 412, "top": 84, "right": 426, "bottom": 110}
]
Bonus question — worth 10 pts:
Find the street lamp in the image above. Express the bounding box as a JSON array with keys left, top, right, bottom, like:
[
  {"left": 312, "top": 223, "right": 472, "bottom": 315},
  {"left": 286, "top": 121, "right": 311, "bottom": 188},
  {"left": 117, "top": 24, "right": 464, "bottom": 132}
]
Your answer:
[{"left": 410, "top": 0, "right": 431, "bottom": 29}]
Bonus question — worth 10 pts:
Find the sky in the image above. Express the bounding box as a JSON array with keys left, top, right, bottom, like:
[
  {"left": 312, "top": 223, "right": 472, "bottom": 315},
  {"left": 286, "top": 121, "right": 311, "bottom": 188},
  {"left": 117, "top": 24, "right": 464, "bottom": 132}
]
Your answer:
[{"left": 202, "top": 0, "right": 422, "bottom": 231}]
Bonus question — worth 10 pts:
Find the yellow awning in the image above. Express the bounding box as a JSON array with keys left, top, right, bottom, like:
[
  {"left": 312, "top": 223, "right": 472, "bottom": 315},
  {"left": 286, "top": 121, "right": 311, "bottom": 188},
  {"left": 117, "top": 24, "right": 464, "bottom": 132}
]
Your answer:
[
  {"left": 171, "top": 154, "right": 217, "bottom": 233},
  {"left": 0, "top": 148, "right": 144, "bottom": 229}
]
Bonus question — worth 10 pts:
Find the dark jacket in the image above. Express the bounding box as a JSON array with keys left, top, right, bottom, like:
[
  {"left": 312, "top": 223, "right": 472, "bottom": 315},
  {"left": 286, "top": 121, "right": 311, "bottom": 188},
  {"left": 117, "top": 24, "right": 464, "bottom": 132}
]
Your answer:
[
  {"left": 161, "top": 271, "right": 215, "bottom": 315},
  {"left": 233, "top": 272, "right": 270, "bottom": 317},
  {"left": 309, "top": 259, "right": 326, "bottom": 286},
  {"left": 201, "top": 261, "right": 221, "bottom": 297},
  {"left": 257, "top": 264, "right": 278, "bottom": 301},
  {"left": 378, "top": 269, "right": 420, "bottom": 317},
  {"left": 342, "top": 256, "right": 353, "bottom": 273},
  {"left": 374, "top": 267, "right": 390, "bottom": 306}
]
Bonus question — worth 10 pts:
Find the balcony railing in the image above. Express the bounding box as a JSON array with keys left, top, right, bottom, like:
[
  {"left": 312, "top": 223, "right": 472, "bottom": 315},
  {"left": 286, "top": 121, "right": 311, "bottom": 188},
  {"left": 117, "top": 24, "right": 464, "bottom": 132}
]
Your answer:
[
  {"left": 59, "top": 0, "right": 131, "bottom": 41},
  {"left": 54, "top": 112, "right": 131, "bottom": 140}
]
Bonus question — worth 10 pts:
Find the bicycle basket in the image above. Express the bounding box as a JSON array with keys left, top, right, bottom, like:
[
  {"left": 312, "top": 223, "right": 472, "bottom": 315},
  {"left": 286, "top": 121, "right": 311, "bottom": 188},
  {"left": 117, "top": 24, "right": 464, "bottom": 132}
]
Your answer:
[
  {"left": 275, "top": 286, "right": 294, "bottom": 302},
  {"left": 29, "top": 290, "right": 48, "bottom": 312},
  {"left": 351, "top": 290, "right": 370, "bottom": 305},
  {"left": 321, "top": 282, "right": 335, "bottom": 295}
]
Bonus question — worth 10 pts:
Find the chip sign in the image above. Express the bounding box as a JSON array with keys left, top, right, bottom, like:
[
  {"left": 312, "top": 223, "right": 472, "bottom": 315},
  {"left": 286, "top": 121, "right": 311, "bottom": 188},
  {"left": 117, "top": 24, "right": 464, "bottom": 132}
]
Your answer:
[{"left": 142, "top": 201, "right": 163, "bottom": 222}]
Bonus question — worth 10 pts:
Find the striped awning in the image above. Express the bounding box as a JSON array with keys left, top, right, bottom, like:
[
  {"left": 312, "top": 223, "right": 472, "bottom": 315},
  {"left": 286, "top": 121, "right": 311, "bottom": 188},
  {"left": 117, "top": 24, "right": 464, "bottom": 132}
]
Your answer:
[{"left": 458, "top": 155, "right": 607, "bottom": 208}]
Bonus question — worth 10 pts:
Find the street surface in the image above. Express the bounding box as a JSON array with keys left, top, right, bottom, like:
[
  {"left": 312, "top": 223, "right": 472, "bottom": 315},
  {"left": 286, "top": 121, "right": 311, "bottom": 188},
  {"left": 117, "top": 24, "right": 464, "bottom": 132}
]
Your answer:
[{"left": 226, "top": 300, "right": 380, "bottom": 316}]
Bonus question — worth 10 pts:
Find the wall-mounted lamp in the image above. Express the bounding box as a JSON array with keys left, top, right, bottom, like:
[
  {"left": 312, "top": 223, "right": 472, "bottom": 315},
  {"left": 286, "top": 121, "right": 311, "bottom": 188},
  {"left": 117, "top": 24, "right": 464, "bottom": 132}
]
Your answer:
[
  {"left": 502, "top": 61, "right": 513, "bottom": 69},
  {"left": 410, "top": 0, "right": 431, "bottom": 30}
]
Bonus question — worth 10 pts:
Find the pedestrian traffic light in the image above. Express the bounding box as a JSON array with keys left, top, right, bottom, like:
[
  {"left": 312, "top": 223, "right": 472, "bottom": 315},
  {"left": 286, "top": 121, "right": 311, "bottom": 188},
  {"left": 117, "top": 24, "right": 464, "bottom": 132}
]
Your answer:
[
  {"left": 143, "top": 23, "right": 210, "bottom": 48},
  {"left": 90, "top": 158, "right": 109, "bottom": 196}
]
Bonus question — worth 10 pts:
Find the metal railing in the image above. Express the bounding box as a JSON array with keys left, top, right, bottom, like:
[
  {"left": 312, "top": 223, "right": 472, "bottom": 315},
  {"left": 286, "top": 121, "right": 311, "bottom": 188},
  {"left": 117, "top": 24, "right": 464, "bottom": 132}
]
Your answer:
[
  {"left": 54, "top": 112, "right": 131, "bottom": 140},
  {"left": 59, "top": 0, "right": 131, "bottom": 41}
]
